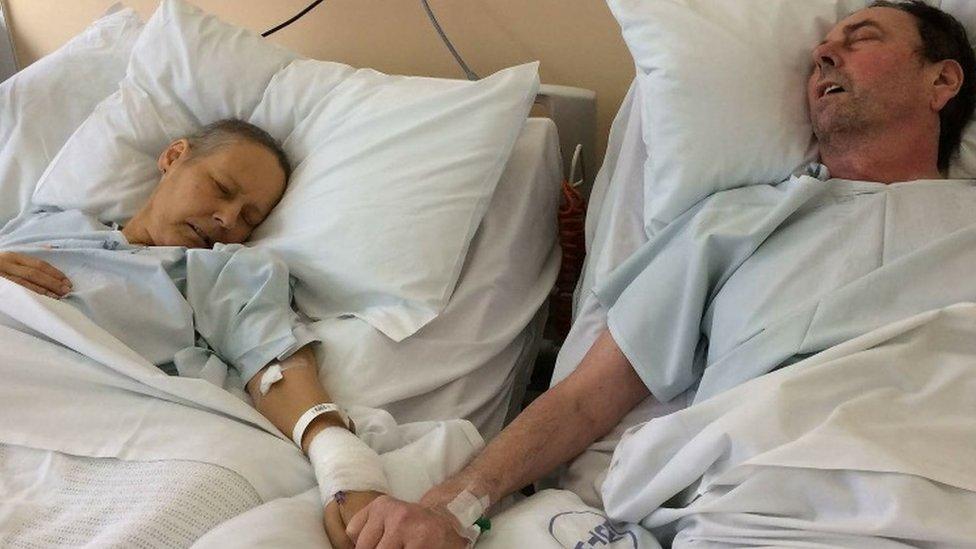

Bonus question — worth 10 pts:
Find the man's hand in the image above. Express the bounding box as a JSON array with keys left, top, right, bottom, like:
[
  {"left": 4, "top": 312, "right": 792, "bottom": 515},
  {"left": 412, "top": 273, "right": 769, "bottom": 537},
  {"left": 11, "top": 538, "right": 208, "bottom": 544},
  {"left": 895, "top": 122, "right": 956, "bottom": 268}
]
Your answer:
[
  {"left": 0, "top": 251, "right": 72, "bottom": 298},
  {"left": 323, "top": 491, "right": 384, "bottom": 549},
  {"left": 345, "top": 495, "right": 469, "bottom": 549}
]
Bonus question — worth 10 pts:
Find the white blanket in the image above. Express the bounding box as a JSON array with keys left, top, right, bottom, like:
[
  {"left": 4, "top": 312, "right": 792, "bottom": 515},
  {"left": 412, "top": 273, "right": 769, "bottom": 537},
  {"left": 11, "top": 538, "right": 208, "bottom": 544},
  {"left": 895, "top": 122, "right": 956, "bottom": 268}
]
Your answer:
[
  {"left": 482, "top": 304, "right": 976, "bottom": 548},
  {"left": 601, "top": 303, "right": 976, "bottom": 547},
  {"left": 0, "top": 279, "right": 483, "bottom": 547}
]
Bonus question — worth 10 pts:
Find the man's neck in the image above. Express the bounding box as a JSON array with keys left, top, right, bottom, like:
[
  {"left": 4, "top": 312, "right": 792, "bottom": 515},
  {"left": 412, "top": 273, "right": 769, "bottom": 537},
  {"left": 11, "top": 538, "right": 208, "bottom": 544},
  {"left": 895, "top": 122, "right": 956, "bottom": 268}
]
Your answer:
[{"left": 819, "top": 119, "right": 942, "bottom": 183}]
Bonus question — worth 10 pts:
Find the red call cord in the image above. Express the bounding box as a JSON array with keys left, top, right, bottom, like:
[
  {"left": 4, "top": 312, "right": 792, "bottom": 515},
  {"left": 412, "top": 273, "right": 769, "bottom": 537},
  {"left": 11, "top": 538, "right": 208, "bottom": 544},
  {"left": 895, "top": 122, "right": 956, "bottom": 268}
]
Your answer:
[{"left": 549, "top": 146, "right": 588, "bottom": 341}]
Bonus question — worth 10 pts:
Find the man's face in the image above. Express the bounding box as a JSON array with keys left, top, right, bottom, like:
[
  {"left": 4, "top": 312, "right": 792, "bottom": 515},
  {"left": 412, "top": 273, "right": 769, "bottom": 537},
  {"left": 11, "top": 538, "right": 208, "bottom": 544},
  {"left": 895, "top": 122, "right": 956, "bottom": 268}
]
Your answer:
[
  {"left": 143, "top": 139, "right": 286, "bottom": 248},
  {"left": 807, "top": 7, "right": 931, "bottom": 142}
]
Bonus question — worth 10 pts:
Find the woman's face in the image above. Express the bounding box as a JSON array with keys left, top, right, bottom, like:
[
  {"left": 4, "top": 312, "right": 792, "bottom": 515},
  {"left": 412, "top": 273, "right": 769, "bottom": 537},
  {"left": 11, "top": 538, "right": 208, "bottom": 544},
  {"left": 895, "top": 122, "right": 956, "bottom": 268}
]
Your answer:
[{"left": 139, "top": 138, "right": 287, "bottom": 248}]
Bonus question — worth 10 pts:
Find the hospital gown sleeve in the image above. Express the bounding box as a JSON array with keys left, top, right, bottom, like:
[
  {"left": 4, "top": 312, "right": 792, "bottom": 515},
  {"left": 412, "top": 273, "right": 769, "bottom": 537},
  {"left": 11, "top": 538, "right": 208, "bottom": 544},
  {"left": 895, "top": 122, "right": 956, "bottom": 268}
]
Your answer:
[
  {"left": 594, "top": 179, "right": 825, "bottom": 403},
  {"left": 184, "top": 243, "right": 318, "bottom": 384}
]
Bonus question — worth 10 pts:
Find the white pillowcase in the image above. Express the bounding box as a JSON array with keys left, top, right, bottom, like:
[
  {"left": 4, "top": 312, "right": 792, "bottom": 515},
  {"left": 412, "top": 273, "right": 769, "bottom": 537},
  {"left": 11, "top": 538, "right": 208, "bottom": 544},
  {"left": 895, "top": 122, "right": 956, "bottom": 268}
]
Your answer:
[
  {"left": 248, "top": 61, "right": 539, "bottom": 341},
  {"left": 944, "top": 0, "right": 976, "bottom": 179},
  {"left": 32, "top": 0, "right": 297, "bottom": 222},
  {"left": 607, "top": 0, "right": 976, "bottom": 233},
  {"left": 32, "top": 0, "right": 539, "bottom": 341},
  {"left": 0, "top": 5, "right": 142, "bottom": 227}
]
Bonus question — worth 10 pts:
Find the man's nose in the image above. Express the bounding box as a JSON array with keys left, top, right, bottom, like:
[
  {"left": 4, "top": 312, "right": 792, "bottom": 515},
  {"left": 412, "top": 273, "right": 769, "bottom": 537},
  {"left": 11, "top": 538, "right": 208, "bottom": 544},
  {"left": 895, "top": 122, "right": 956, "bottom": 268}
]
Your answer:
[{"left": 811, "top": 42, "right": 840, "bottom": 71}]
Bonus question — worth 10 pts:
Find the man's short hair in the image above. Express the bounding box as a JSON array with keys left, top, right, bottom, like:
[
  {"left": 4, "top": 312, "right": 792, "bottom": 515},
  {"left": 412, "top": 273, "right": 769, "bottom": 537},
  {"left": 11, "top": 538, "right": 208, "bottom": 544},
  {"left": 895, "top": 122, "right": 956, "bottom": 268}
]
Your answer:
[
  {"left": 870, "top": 0, "right": 975, "bottom": 172},
  {"left": 186, "top": 119, "right": 292, "bottom": 181}
]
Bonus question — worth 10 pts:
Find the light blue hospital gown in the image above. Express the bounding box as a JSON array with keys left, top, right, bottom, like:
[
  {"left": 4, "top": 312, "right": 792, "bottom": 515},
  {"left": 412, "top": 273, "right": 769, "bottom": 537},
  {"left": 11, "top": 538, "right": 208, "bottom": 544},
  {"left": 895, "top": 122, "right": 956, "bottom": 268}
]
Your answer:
[
  {"left": 0, "top": 209, "right": 317, "bottom": 383},
  {"left": 597, "top": 165, "right": 976, "bottom": 404}
]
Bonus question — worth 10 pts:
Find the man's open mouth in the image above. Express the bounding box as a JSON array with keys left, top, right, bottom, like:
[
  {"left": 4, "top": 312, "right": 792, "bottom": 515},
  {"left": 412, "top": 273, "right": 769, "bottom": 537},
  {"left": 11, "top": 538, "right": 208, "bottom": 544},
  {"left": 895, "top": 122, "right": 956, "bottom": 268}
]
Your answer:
[{"left": 819, "top": 82, "right": 847, "bottom": 98}]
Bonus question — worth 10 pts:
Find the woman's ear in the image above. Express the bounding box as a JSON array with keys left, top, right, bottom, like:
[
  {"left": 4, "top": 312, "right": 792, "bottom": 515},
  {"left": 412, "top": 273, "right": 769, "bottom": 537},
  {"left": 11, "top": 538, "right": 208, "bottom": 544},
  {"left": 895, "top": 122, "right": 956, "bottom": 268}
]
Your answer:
[{"left": 157, "top": 138, "right": 190, "bottom": 174}]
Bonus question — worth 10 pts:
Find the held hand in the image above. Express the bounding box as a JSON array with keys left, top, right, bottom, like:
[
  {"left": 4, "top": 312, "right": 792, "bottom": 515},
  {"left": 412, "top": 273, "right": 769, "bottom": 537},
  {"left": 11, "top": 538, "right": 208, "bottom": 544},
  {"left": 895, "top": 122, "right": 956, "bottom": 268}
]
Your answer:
[
  {"left": 345, "top": 495, "right": 469, "bottom": 549},
  {"left": 323, "top": 491, "right": 384, "bottom": 549},
  {"left": 0, "top": 251, "right": 72, "bottom": 298}
]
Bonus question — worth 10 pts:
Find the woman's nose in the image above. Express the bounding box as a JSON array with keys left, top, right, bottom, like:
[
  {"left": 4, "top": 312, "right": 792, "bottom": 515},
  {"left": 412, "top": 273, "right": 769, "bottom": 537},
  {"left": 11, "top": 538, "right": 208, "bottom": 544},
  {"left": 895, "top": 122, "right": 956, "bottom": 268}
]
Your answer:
[{"left": 214, "top": 202, "right": 243, "bottom": 229}]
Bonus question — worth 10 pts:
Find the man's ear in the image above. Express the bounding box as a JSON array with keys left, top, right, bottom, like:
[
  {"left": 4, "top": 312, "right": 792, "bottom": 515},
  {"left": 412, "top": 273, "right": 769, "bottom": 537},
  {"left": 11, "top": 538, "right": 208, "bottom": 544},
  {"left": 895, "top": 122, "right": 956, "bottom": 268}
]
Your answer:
[
  {"left": 930, "top": 59, "right": 964, "bottom": 112},
  {"left": 157, "top": 138, "right": 190, "bottom": 174}
]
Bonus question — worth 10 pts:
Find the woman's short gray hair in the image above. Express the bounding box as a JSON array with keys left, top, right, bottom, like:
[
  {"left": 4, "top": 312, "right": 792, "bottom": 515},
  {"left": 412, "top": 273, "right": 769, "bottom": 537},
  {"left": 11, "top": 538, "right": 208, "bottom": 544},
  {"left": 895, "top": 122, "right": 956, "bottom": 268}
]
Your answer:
[{"left": 185, "top": 119, "right": 292, "bottom": 181}]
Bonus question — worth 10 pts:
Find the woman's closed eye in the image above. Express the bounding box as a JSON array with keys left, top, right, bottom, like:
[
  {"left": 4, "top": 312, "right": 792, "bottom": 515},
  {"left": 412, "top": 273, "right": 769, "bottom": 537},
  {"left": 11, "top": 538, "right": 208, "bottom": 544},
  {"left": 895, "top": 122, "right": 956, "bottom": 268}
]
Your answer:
[
  {"left": 243, "top": 211, "right": 262, "bottom": 227},
  {"left": 213, "top": 179, "right": 232, "bottom": 196}
]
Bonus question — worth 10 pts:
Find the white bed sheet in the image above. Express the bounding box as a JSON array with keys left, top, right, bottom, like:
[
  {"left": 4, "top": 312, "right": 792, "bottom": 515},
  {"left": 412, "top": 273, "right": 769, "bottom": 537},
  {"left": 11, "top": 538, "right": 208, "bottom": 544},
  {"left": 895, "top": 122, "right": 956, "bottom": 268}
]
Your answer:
[
  {"left": 0, "top": 280, "right": 483, "bottom": 548},
  {"left": 313, "top": 117, "right": 561, "bottom": 439}
]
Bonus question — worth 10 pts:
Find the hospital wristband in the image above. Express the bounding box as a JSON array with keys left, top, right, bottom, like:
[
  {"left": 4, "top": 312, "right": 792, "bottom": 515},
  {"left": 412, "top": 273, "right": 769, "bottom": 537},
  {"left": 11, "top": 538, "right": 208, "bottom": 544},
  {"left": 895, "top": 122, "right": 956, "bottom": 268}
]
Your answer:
[{"left": 292, "top": 402, "right": 350, "bottom": 448}]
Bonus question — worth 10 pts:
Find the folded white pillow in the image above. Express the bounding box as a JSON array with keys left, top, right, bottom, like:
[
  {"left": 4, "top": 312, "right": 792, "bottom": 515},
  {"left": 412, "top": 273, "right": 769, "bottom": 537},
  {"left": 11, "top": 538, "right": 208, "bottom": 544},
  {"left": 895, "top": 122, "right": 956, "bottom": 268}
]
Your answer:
[
  {"left": 248, "top": 61, "right": 539, "bottom": 340},
  {"left": 32, "top": 0, "right": 539, "bottom": 341},
  {"left": 0, "top": 5, "right": 142, "bottom": 226},
  {"left": 947, "top": 0, "right": 976, "bottom": 178},
  {"left": 32, "top": 0, "right": 297, "bottom": 222},
  {"left": 607, "top": 0, "right": 976, "bottom": 233}
]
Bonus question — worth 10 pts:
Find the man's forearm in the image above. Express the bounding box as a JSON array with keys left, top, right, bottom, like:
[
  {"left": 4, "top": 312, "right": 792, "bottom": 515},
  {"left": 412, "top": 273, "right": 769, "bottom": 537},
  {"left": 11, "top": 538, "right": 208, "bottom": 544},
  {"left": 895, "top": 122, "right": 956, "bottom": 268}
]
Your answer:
[{"left": 423, "top": 329, "right": 651, "bottom": 508}]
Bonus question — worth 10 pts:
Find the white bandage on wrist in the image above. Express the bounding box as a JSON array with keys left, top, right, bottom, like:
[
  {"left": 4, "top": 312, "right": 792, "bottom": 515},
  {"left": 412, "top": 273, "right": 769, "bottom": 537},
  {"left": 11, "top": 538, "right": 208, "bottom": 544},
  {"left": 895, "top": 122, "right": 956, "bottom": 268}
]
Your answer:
[
  {"left": 446, "top": 490, "right": 490, "bottom": 546},
  {"left": 307, "top": 426, "right": 390, "bottom": 504}
]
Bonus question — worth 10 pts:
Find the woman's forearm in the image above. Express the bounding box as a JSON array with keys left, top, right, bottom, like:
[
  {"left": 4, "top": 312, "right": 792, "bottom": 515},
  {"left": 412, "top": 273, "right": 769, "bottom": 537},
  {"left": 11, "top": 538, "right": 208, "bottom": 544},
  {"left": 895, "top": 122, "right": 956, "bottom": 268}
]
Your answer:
[
  {"left": 422, "top": 329, "right": 651, "bottom": 508},
  {"left": 245, "top": 344, "right": 345, "bottom": 452}
]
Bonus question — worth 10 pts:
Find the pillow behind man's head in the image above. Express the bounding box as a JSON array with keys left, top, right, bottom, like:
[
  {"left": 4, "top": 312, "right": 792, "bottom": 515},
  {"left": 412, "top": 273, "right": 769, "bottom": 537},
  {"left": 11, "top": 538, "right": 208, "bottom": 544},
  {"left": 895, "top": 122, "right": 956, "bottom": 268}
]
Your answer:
[{"left": 607, "top": 0, "right": 976, "bottom": 234}]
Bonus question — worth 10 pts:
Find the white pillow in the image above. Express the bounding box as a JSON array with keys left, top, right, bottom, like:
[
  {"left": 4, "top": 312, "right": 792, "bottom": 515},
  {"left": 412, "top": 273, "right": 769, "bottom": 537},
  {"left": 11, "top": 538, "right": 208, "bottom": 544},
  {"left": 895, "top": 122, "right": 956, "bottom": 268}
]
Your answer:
[
  {"left": 945, "top": 0, "right": 976, "bottom": 179},
  {"left": 32, "top": 0, "right": 539, "bottom": 341},
  {"left": 248, "top": 60, "right": 539, "bottom": 341},
  {"left": 32, "top": 0, "right": 297, "bottom": 222},
  {"left": 0, "top": 5, "right": 142, "bottom": 227},
  {"left": 607, "top": 0, "right": 976, "bottom": 233}
]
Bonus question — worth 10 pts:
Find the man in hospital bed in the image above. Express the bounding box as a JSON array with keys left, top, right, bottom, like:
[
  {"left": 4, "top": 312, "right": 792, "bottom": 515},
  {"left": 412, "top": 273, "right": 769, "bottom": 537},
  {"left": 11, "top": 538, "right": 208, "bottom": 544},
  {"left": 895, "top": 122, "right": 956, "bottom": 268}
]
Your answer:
[
  {"left": 0, "top": 119, "right": 385, "bottom": 545},
  {"left": 347, "top": 3, "right": 976, "bottom": 547}
]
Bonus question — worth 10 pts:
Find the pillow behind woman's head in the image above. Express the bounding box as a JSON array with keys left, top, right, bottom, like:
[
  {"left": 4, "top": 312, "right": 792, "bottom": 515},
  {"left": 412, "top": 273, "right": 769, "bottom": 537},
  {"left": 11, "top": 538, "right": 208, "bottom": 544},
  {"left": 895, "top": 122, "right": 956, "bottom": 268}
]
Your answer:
[
  {"left": 0, "top": 5, "right": 142, "bottom": 226},
  {"left": 30, "top": 0, "right": 540, "bottom": 342}
]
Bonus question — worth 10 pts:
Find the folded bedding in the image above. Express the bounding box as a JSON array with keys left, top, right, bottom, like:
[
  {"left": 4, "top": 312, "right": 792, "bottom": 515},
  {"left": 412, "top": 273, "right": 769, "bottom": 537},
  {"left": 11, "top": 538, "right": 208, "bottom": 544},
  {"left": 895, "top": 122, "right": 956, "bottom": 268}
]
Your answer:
[
  {"left": 602, "top": 303, "right": 976, "bottom": 547},
  {"left": 0, "top": 443, "right": 262, "bottom": 547},
  {"left": 476, "top": 304, "right": 976, "bottom": 548}
]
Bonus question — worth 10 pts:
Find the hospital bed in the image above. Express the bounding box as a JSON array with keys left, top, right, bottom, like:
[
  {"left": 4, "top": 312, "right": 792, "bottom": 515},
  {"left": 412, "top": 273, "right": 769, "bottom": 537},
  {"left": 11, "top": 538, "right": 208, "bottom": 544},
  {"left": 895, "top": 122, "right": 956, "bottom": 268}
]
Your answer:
[
  {"left": 0, "top": 2, "right": 596, "bottom": 546},
  {"left": 0, "top": 121, "right": 560, "bottom": 546},
  {"left": 478, "top": 0, "right": 976, "bottom": 546},
  {"left": 480, "top": 92, "right": 976, "bottom": 549}
]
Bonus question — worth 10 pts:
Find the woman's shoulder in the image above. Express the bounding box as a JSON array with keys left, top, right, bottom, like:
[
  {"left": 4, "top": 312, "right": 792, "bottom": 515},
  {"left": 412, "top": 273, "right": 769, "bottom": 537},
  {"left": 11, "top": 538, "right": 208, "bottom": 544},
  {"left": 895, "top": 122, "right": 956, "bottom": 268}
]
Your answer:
[{"left": 0, "top": 208, "right": 113, "bottom": 242}]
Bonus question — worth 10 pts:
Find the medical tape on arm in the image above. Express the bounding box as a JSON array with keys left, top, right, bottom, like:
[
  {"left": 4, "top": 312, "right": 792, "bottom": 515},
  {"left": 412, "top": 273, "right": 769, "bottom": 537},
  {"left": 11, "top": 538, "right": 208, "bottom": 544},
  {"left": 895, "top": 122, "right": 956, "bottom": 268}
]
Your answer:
[
  {"left": 258, "top": 363, "right": 295, "bottom": 395},
  {"left": 308, "top": 426, "right": 390, "bottom": 504},
  {"left": 445, "top": 489, "right": 491, "bottom": 546}
]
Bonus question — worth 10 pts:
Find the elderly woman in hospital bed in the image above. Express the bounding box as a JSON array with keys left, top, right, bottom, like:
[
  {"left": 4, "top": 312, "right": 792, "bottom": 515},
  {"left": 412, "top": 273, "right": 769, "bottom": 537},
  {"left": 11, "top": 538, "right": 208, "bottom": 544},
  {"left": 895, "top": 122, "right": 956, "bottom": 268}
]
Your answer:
[
  {"left": 0, "top": 119, "right": 381, "bottom": 546},
  {"left": 344, "top": 3, "right": 976, "bottom": 548}
]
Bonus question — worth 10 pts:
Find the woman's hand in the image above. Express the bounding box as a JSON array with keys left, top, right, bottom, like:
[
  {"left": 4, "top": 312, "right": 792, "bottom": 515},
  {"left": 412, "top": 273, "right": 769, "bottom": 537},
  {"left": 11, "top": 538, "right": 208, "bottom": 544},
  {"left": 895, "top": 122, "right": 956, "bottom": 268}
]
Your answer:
[
  {"left": 0, "top": 251, "right": 72, "bottom": 298},
  {"left": 324, "top": 490, "right": 385, "bottom": 549}
]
